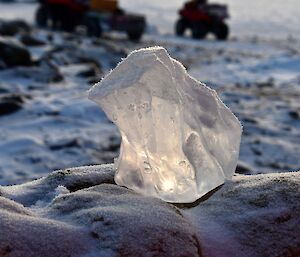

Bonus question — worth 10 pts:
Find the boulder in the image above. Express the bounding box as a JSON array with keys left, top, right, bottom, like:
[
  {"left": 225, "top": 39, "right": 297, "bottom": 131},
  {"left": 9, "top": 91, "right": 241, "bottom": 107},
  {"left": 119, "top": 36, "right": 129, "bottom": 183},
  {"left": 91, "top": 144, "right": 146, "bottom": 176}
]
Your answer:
[
  {"left": 0, "top": 164, "right": 202, "bottom": 257},
  {"left": 76, "top": 64, "right": 102, "bottom": 78},
  {"left": 235, "top": 160, "right": 253, "bottom": 174},
  {"left": 0, "top": 94, "right": 25, "bottom": 116},
  {"left": 0, "top": 37, "right": 32, "bottom": 67},
  {"left": 0, "top": 83, "right": 9, "bottom": 94},
  {"left": 14, "top": 61, "right": 63, "bottom": 83},
  {"left": 0, "top": 20, "right": 31, "bottom": 36},
  {"left": 20, "top": 34, "right": 46, "bottom": 47}
]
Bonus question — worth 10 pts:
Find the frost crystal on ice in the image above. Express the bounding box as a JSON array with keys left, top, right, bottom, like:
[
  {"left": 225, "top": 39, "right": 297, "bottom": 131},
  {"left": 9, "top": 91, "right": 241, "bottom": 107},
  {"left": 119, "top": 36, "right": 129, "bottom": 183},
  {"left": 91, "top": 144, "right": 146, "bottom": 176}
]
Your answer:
[{"left": 89, "top": 47, "right": 242, "bottom": 203}]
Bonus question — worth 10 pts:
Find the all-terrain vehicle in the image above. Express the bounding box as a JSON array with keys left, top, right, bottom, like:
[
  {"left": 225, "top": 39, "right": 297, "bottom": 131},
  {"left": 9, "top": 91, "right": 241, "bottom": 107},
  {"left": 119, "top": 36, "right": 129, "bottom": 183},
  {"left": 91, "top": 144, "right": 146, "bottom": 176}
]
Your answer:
[
  {"left": 35, "top": 0, "right": 146, "bottom": 41},
  {"left": 175, "top": 0, "right": 230, "bottom": 40}
]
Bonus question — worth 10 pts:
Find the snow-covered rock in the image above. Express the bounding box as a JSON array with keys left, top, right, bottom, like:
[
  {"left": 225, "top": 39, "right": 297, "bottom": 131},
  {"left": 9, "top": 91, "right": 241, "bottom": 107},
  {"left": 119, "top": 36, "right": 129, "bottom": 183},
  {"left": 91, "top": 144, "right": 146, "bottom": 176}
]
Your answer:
[
  {"left": 0, "top": 164, "right": 201, "bottom": 257},
  {"left": 89, "top": 47, "right": 242, "bottom": 203},
  {"left": 184, "top": 171, "right": 300, "bottom": 257},
  {"left": 1, "top": 165, "right": 299, "bottom": 257}
]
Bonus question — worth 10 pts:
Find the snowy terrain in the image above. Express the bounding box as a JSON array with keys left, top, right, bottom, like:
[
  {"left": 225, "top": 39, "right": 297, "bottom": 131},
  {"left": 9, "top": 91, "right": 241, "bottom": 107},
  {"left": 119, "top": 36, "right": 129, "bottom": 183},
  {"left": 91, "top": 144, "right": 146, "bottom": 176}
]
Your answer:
[
  {"left": 1, "top": 32, "right": 300, "bottom": 185},
  {"left": 1, "top": 164, "right": 299, "bottom": 257},
  {"left": 0, "top": 2, "right": 300, "bottom": 185},
  {"left": 0, "top": 2, "right": 300, "bottom": 256}
]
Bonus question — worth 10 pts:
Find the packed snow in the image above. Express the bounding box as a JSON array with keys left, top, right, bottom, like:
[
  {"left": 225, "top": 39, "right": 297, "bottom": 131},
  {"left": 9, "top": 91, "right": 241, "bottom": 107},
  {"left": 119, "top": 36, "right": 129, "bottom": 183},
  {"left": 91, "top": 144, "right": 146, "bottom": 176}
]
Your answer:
[
  {"left": 0, "top": 165, "right": 201, "bottom": 257},
  {"left": 1, "top": 165, "right": 299, "bottom": 256},
  {"left": 89, "top": 46, "right": 241, "bottom": 203},
  {"left": 184, "top": 170, "right": 300, "bottom": 257}
]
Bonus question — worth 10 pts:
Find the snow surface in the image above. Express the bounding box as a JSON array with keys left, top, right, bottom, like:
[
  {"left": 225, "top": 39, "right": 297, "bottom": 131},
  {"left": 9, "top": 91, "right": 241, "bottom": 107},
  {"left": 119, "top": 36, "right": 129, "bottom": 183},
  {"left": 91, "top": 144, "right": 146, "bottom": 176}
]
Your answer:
[
  {"left": 184, "top": 171, "right": 300, "bottom": 257},
  {"left": 1, "top": 164, "right": 299, "bottom": 256},
  {"left": 0, "top": 164, "right": 201, "bottom": 257},
  {"left": 0, "top": 2, "right": 299, "bottom": 256},
  {"left": 0, "top": 28, "right": 300, "bottom": 185},
  {"left": 89, "top": 46, "right": 241, "bottom": 203},
  {"left": 0, "top": 31, "right": 123, "bottom": 185}
]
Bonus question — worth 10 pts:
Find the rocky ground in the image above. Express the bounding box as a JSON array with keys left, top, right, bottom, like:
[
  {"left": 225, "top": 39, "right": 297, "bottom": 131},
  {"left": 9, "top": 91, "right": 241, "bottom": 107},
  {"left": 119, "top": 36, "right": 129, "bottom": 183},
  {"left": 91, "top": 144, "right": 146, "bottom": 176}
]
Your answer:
[
  {"left": 1, "top": 18, "right": 300, "bottom": 185},
  {"left": 0, "top": 19, "right": 123, "bottom": 185}
]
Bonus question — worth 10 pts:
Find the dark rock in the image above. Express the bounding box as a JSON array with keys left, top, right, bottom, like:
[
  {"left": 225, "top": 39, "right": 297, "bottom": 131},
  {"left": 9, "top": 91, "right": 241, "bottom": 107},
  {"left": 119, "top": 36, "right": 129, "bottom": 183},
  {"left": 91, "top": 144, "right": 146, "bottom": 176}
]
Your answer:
[
  {"left": 14, "top": 61, "right": 63, "bottom": 83},
  {"left": 0, "top": 37, "right": 32, "bottom": 67},
  {"left": 251, "top": 147, "right": 262, "bottom": 156},
  {"left": 46, "top": 32, "right": 54, "bottom": 42},
  {"left": 0, "top": 59, "right": 6, "bottom": 70},
  {"left": 289, "top": 110, "right": 300, "bottom": 120},
  {"left": 235, "top": 161, "right": 253, "bottom": 174},
  {"left": 48, "top": 139, "right": 80, "bottom": 151},
  {"left": 20, "top": 34, "right": 46, "bottom": 46},
  {"left": 0, "top": 20, "right": 30, "bottom": 36},
  {"left": 62, "top": 32, "right": 77, "bottom": 41},
  {"left": 87, "top": 77, "right": 101, "bottom": 85},
  {"left": 102, "top": 135, "right": 121, "bottom": 152},
  {"left": 0, "top": 101, "right": 22, "bottom": 116},
  {"left": 40, "top": 61, "right": 64, "bottom": 82},
  {"left": 243, "top": 117, "right": 257, "bottom": 124},
  {"left": 0, "top": 94, "right": 25, "bottom": 116},
  {"left": 42, "top": 45, "right": 103, "bottom": 71},
  {"left": 0, "top": 84, "right": 9, "bottom": 94},
  {"left": 256, "top": 79, "right": 274, "bottom": 88},
  {"left": 76, "top": 64, "right": 101, "bottom": 78}
]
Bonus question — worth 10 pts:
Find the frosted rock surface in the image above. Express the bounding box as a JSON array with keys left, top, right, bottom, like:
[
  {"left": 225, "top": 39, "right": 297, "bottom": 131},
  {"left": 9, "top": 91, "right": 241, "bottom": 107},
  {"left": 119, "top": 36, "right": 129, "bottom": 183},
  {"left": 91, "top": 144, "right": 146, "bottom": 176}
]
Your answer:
[{"left": 89, "top": 47, "right": 242, "bottom": 203}]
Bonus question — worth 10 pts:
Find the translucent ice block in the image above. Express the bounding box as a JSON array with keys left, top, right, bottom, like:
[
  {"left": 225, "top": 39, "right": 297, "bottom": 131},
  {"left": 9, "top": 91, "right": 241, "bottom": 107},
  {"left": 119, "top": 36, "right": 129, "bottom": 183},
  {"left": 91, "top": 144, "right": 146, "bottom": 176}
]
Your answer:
[{"left": 89, "top": 47, "right": 242, "bottom": 203}]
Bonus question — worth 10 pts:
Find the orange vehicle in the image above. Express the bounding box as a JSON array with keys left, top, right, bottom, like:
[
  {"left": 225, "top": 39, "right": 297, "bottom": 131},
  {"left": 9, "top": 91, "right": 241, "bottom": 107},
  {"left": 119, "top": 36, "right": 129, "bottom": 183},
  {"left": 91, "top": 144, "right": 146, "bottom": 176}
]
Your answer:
[
  {"left": 36, "top": 0, "right": 146, "bottom": 41},
  {"left": 90, "top": 0, "right": 118, "bottom": 12}
]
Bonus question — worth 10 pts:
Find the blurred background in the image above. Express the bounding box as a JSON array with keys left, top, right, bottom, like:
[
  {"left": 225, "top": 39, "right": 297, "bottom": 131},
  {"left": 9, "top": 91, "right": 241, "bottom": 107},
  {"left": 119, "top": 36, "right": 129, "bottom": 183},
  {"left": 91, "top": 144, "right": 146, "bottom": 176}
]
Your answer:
[
  {"left": 0, "top": 0, "right": 299, "bottom": 185},
  {"left": 1, "top": 0, "right": 300, "bottom": 38}
]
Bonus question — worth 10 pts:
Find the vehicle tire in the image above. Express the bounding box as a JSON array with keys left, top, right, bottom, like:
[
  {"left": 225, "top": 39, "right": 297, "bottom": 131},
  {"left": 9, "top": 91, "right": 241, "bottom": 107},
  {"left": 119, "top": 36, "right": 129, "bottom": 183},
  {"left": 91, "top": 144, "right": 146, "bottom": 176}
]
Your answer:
[
  {"left": 35, "top": 5, "right": 49, "bottom": 27},
  {"left": 192, "top": 22, "right": 207, "bottom": 39},
  {"left": 82, "top": 17, "right": 102, "bottom": 37},
  {"left": 214, "top": 22, "right": 229, "bottom": 40},
  {"left": 175, "top": 18, "right": 187, "bottom": 36}
]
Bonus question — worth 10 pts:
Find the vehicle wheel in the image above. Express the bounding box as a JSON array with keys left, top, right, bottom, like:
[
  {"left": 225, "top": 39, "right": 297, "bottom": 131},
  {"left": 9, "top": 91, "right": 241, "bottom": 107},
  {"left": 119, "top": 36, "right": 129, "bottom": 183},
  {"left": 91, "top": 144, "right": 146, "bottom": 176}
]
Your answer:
[
  {"left": 35, "top": 5, "right": 49, "bottom": 27},
  {"left": 175, "top": 18, "right": 187, "bottom": 36},
  {"left": 192, "top": 22, "right": 207, "bottom": 39},
  {"left": 127, "top": 30, "right": 143, "bottom": 41},
  {"left": 82, "top": 17, "right": 102, "bottom": 37},
  {"left": 214, "top": 22, "right": 229, "bottom": 40}
]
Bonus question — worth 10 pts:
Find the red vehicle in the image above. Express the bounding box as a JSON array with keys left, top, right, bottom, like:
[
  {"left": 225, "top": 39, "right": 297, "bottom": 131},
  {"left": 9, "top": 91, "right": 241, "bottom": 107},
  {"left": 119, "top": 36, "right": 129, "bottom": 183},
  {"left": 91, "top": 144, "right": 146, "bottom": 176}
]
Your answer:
[{"left": 175, "top": 1, "right": 230, "bottom": 40}]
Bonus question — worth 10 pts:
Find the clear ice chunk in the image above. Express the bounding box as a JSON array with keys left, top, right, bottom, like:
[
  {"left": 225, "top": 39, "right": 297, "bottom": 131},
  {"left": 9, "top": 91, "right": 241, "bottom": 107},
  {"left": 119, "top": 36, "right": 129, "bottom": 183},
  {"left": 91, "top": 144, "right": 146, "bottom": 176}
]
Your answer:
[{"left": 89, "top": 47, "right": 242, "bottom": 203}]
